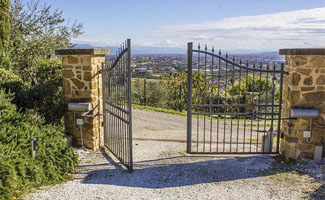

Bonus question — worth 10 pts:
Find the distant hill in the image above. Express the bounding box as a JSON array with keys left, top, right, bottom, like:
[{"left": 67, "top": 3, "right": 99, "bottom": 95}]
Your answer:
[
  {"left": 72, "top": 44, "right": 278, "bottom": 56},
  {"left": 73, "top": 44, "right": 185, "bottom": 54}
]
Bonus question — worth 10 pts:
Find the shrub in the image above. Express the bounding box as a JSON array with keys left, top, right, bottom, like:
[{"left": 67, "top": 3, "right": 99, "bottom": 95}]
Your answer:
[
  {"left": 0, "top": 89, "right": 77, "bottom": 199},
  {"left": 0, "top": 68, "right": 23, "bottom": 83},
  {"left": 30, "top": 59, "right": 64, "bottom": 124},
  {"left": 0, "top": 59, "right": 64, "bottom": 125}
]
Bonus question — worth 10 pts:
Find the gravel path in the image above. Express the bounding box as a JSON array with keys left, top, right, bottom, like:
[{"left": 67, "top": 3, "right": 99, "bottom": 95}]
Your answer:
[{"left": 28, "top": 108, "right": 324, "bottom": 200}]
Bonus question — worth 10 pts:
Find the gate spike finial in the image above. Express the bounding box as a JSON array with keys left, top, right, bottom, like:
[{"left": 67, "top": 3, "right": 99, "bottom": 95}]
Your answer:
[
  {"left": 212, "top": 46, "right": 214, "bottom": 53},
  {"left": 205, "top": 44, "right": 207, "bottom": 51},
  {"left": 239, "top": 59, "right": 242, "bottom": 65},
  {"left": 226, "top": 53, "right": 228, "bottom": 59},
  {"left": 198, "top": 43, "right": 200, "bottom": 50},
  {"left": 219, "top": 49, "right": 221, "bottom": 56}
]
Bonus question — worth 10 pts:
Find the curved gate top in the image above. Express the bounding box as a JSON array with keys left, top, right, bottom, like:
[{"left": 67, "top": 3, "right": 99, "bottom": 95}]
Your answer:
[{"left": 187, "top": 42, "right": 284, "bottom": 154}]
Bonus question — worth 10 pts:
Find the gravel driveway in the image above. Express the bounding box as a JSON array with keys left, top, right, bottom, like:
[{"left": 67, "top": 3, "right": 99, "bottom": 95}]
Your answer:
[{"left": 28, "top": 108, "right": 324, "bottom": 200}]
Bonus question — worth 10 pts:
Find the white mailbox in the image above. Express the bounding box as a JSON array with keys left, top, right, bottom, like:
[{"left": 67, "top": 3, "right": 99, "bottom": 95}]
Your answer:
[{"left": 68, "top": 102, "right": 92, "bottom": 112}]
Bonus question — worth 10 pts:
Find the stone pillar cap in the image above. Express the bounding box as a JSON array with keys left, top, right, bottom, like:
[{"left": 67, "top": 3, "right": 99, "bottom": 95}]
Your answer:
[
  {"left": 55, "top": 48, "right": 110, "bottom": 56},
  {"left": 279, "top": 48, "right": 325, "bottom": 55}
]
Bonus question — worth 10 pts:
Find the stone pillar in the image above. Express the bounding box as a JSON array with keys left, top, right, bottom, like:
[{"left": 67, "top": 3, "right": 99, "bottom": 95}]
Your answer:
[
  {"left": 279, "top": 48, "right": 325, "bottom": 160},
  {"left": 55, "top": 48, "right": 110, "bottom": 151}
]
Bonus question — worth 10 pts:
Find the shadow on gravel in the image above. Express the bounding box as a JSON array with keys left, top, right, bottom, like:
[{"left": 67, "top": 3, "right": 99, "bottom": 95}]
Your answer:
[
  {"left": 82, "top": 150, "right": 324, "bottom": 198},
  {"left": 83, "top": 150, "right": 277, "bottom": 188}
]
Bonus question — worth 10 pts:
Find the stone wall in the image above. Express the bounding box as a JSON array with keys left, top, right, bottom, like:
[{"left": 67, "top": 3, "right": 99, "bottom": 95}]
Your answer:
[
  {"left": 55, "top": 49, "right": 110, "bottom": 151},
  {"left": 280, "top": 48, "right": 325, "bottom": 160}
]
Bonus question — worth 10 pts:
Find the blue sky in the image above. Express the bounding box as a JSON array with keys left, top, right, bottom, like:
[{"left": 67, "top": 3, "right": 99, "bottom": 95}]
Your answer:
[{"left": 27, "top": 0, "right": 325, "bottom": 51}]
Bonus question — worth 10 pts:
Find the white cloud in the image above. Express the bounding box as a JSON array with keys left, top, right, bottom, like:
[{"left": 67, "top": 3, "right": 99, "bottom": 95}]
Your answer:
[
  {"left": 150, "top": 8, "right": 325, "bottom": 50},
  {"left": 133, "top": 39, "right": 179, "bottom": 47}
]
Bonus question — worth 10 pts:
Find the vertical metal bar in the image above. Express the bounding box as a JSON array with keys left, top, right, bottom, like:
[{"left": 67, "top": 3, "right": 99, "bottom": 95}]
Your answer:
[
  {"left": 263, "top": 64, "right": 270, "bottom": 152},
  {"left": 144, "top": 77, "right": 147, "bottom": 105},
  {"left": 117, "top": 47, "right": 121, "bottom": 159},
  {"left": 269, "top": 64, "right": 276, "bottom": 153},
  {"left": 249, "top": 64, "right": 256, "bottom": 152},
  {"left": 124, "top": 41, "right": 128, "bottom": 165},
  {"left": 123, "top": 43, "right": 127, "bottom": 163},
  {"left": 179, "top": 84, "right": 182, "bottom": 112},
  {"left": 236, "top": 59, "right": 242, "bottom": 152},
  {"left": 203, "top": 45, "right": 207, "bottom": 152},
  {"left": 108, "top": 71, "right": 112, "bottom": 149},
  {"left": 230, "top": 57, "right": 235, "bottom": 152},
  {"left": 243, "top": 60, "right": 248, "bottom": 152},
  {"left": 127, "top": 39, "right": 133, "bottom": 172},
  {"left": 102, "top": 62, "right": 107, "bottom": 147},
  {"left": 187, "top": 42, "right": 193, "bottom": 154},
  {"left": 256, "top": 63, "right": 263, "bottom": 152},
  {"left": 120, "top": 44, "right": 124, "bottom": 163},
  {"left": 209, "top": 46, "right": 214, "bottom": 152},
  {"left": 276, "top": 64, "right": 284, "bottom": 153},
  {"left": 216, "top": 50, "right": 221, "bottom": 152},
  {"left": 196, "top": 44, "right": 200, "bottom": 152},
  {"left": 223, "top": 53, "right": 228, "bottom": 152},
  {"left": 112, "top": 55, "right": 118, "bottom": 154}
]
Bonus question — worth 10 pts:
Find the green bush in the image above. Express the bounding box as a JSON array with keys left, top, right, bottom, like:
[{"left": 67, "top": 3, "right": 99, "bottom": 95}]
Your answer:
[
  {"left": 0, "top": 59, "right": 64, "bottom": 125},
  {"left": 0, "top": 68, "right": 23, "bottom": 83},
  {"left": 29, "top": 59, "right": 64, "bottom": 124},
  {"left": 0, "top": 89, "right": 77, "bottom": 199},
  {"left": 132, "top": 78, "right": 168, "bottom": 108}
]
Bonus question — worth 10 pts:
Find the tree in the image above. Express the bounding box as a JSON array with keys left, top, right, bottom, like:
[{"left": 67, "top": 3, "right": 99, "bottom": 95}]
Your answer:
[
  {"left": 9, "top": 0, "right": 83, "bottom": 84},
  {"left": 0, "top": 0, "right": 11, "bottom": 69}
]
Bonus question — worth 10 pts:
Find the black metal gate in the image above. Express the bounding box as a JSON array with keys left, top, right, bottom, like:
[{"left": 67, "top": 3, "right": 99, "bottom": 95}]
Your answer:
[
  {"left": 102, "top": 39, "right": 133, "bottom": 171},
  {"left": 187, "top": 42, "right": 284, "bottom": 154}
]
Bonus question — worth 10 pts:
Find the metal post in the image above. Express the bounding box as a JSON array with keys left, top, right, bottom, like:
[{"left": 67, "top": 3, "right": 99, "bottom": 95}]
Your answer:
[
  {"left": 144, "top": 75, "right": 147, "bottom": 105},
  {"left": 269, "top": 65, "right": 276, "bottom": 153},
  {"left": 276, "top": 63, "right": 284, "bottom": 153},
  {"left": 101, "top": 62, "right": 107, "bottom": 146},
  {"left": 127, "top": 38, "right": 133, "bottom": 172},
  {"left": 187, "top": 42, "right": 193, "bottom": 153},
  {"left": 179, "top": 84, "right": 182, "bottom": 112}
]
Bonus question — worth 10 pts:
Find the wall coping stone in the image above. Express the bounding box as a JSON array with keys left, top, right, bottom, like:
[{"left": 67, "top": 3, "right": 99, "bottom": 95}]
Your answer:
[
  {"left": 55, "top": 48, "right": 110, "bottom": 56},
  {"left": 279, "top": 48, "right": 325, "bottom": 55}
]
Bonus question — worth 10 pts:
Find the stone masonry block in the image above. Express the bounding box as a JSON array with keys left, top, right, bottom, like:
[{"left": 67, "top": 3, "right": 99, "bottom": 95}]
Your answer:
[
  {"left": 56, "top": 48, "right": 109, "bottom": 151},
  {"left": 279, "top": 49, "right": 325, "bottom": 160}
]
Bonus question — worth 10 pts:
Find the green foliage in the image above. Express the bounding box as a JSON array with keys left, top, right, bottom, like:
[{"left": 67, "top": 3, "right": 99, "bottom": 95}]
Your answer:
[
  {"left": 0, "top": 0, "right": 11, "bottom": 69},
  {"left": 161, "top": 72, "right": 187, "bottom": 110},
  {"left": 133, "top": 72, "right": 282, "bottom": 114},
  {"left": 228, "top": 75, "right": 273, "bottom": 96},
  {"left": 0, "top": 67, "right": 24, "bottom": 84},
  {"left": 132, "top": 78, "right": 168, "bottom": 107},
  {"left": 1, "top": 59, "right": 64, "bottom": 124},
  {"left": 0, "top": 90, "right": 77, "bottom": 199},
  {"left": 9, "top": 0, "right": 83, "bottom": 84},
  {"left": 132, "top": 72, "right": 217, "bottom": 111},
  {"left": 0, "top": 1, "right": 80, "bottom": 198},
  {"left": 29, "top": 59, "right": 64, "bottom": 124},
  {"left": 228, "top": 75, "right": 280, "bottom": 104},
  {"left": 161, "top": 72, "right": 217, "bottom": 110}
]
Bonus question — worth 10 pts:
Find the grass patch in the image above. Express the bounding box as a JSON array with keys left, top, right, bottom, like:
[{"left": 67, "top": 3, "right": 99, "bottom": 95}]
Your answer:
[
  {"left": 132, "top": 104, "right": 273, "bottom": 127},
  {"left": 132, "top": 104, "right": 187, "bottom": 116}
]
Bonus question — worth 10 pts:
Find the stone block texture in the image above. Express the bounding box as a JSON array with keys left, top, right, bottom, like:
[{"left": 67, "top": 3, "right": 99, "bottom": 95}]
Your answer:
[
  {"left": 280, "top": 49, "right": 325, "bottom": 160},
  {"left": 56, "top": 49, "right": 109, "bottom": 151}
]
